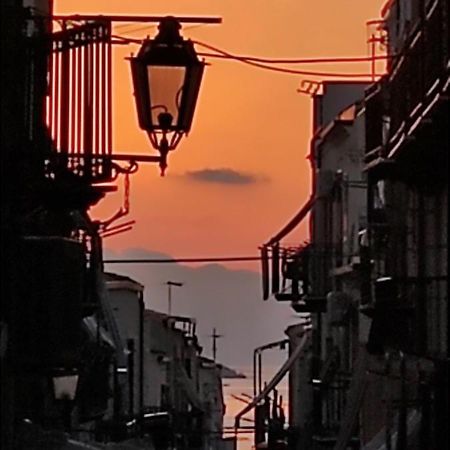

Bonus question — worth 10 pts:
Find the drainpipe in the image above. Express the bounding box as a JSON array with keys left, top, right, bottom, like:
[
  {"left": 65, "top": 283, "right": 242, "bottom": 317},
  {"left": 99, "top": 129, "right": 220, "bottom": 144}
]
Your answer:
[
  {"left": 138, "top": 292, "right": 144, "bottom": 434},
  {"left": 417, "top": 190, "right": 427, "bottom": 354},
  {"left": 253, "top": 348, "right": 257, "bottom": 397},
  {"left": 113, "top": 359, "right": 120, "bottom": 423},
  {"left": 258, "top": 352, "right": 262, "bottom": 395},
  {"left": 385, "top": 351, "right": 393, "bottom": 450},
  {"left": 396, "top": 352, "right": 407, "bottom": 450},
  {"left": 312, "top": 313, "right": 322, "bottom": 431},
  {"left": 127, "top": 339, "right": 135, "bottom": 417}
]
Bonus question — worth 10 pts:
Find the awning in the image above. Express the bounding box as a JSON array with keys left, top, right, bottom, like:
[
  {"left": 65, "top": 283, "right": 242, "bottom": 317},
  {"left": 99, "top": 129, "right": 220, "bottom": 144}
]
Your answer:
[
  {"left": 333, "top": 350, "right": 368, "bottom": 450},
  {"left": 235, "top": 331, "right": 310, "bottom": 426},
  {"left": 265, "top": 196, "right": 315, "bottom": 246}
]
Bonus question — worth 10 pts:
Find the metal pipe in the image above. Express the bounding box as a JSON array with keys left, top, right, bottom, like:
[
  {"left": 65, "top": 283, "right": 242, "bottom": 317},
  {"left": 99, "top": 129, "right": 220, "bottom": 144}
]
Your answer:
[
  {"left": 253, "top": 348, "right": 257, "bottom": 397},
  {"left": 106, "top": 22, "right": 112, "bottom": 160},
  {"left": 113, "top": 359, "right": 120, "bottom": 422},
  {"left": 127, "top": 338, "right": 135, "bottom": 417},
  {"left": 253, "top": 339, "right": 290, "bottom": 397},
  {"left": 257, "top": 352, "right": 262, "bottom": 395},
  {"left": 138, "top": 292, "right": 144, "bottom": 436},
  {"left": 94, "top": 27, "right": 100, "bottom": 163},
  {"left": 69, "top": 40, "right": 76, "bottom": 157},
  {"left": 417, "top": 190, "right": 427, "bottom": 353},
  {"left": 396, "top": 352, "right": 407, "bottom": 450},
  {"left": 76, "top": 32, "right": 82, "bottom": 157},
  {"left": 53, "top": 43, "right": 60, "bottom": 149},
  {"left": 52, "top": 15, "right": 222, "bottom": 24},
  {"left": 100, "top": 24, "right": 106, "bottom": 159}
]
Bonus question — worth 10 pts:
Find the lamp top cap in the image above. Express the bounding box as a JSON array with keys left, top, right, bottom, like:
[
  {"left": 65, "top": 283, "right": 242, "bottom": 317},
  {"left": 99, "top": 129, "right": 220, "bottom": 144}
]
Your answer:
[{"left": 155, "top": 17, "right": 183, "bottom": 44}]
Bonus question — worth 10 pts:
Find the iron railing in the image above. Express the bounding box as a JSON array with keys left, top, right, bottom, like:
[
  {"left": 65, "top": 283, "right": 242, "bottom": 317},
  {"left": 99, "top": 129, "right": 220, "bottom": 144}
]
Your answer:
[
  {"left": 387, "top": 0, "right": 448, "bottom": 147},
  {"left": 46, "top": 21, "right": 113, "bottom": 183}
]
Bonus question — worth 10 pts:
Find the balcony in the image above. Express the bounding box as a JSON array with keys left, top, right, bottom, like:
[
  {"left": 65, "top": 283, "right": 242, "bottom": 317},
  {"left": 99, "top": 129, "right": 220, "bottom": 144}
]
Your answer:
[
  {"left": 365, "top": 0, "right": 449, "bottom": 182},
  {"left": 266, "top": 245, "right": 327, "bottom": 313}
]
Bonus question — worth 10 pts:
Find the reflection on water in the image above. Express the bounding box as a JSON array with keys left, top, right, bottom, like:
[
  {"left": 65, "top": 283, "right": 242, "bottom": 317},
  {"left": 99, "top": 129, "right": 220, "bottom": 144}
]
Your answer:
[{"left": 222, "top": 366, "right": 289, "bottom": 450}]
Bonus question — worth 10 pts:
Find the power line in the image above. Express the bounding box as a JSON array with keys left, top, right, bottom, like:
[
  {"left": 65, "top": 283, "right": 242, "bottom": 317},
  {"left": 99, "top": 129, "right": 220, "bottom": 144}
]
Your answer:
[
  {"left": 192, "top": 40, "right": 383, "bottom": 78},
  {"left": 110, "top": 33, "right": 384, "bottom": 78},
  {"left": 112, "top": 32, "right": 387, "bottom": 65},
  {"left": 104, "top": 256, "right": 263, "bottom": 264},
  {"left": 197, "top": 51, "right": 390, "bottom": 64}
]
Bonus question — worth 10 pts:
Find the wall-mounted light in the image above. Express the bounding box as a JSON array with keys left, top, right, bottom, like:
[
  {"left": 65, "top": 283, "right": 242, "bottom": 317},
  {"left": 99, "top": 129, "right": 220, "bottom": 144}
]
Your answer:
[
  {"left": 52, "top": 372, "right": 79, "bottom": 401},
  {"left": 130, "top": 17, "right": 205, "bottom": 175}
]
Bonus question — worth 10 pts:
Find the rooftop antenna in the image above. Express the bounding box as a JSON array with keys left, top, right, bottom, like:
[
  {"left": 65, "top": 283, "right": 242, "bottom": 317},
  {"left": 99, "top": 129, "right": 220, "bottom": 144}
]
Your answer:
[{"left": 209, "top": 327, "right": 223, "bottom": 362}]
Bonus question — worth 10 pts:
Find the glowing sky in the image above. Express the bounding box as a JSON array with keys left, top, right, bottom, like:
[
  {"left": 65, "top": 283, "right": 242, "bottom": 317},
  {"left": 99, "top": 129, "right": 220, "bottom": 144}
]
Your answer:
[
  {"left": 54, "top": 0, "right": 386, "bottom": 270},
  {"left": 53, "top": 3, "right": 387, "bottom": 449}
]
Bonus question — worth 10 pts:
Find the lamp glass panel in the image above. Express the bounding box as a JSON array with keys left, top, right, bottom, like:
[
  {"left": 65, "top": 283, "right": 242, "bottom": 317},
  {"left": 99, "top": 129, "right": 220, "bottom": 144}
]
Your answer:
[
  {"left": 148, "top": 66, "right": 186, "bottom": 127},
  {"left": 53, "top": 374, "right": 79, "bottom": 400}
]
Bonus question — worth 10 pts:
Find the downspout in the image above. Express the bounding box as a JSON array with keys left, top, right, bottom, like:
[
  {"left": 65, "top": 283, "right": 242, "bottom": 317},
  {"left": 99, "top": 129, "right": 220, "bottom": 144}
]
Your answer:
[
  {"left": 253, "top": 348, "right": 257, "bottom": 397},
  {"left": 138, "top": 291, "right": 144, "bottom": 434},
  {"left": 417, "top": 190, "right": 427, "bottom": 354},
  {"left": 385, "top": 351, "right": 394, "bottom": 450},
  {"left": 396, "top": 352, "right": 407, "bottom": 450},
  {"left": 312, "top": 313, "right": 322, "bottom": 431},
  {"left": 127, "top": 338, "right": 135, "bottom": 417},
  {"left": 113, "top": 359, "right": 120, "bottom": 424},
  {"left": 258, "top": 352, "right": 262, "bottom": 395}
]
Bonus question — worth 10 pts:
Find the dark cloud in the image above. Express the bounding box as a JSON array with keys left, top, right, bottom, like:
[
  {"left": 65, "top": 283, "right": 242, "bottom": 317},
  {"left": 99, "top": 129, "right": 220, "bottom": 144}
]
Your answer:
[{"left": 184, "top": 168, "right": 266, "bottom": 185}]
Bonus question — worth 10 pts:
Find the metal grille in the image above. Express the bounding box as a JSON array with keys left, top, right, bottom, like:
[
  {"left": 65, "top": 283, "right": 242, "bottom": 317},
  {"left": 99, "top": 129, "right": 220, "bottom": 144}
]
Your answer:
[{"left": 46, "top": 21, "right": 113, "bottom": 183}]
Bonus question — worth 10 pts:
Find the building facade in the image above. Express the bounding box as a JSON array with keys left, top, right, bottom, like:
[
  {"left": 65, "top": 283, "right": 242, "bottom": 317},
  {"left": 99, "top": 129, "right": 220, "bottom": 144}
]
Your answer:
[
  {"left": 260, "top": 2, "right": 448, "bottom": 449},
  {"left": 361, "top": 0, "right": 449, "bottom": 448}
]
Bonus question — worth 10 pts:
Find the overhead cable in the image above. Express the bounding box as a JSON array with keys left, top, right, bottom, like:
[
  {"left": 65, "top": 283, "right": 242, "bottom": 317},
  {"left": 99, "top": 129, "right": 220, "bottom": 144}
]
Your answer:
[
  {"left": 104, "top": 256, "right": 264, "bottom": 264},
  {"left": 192, "top": 40, "right": 383, "bottom": 78},
  {"left": 111, "top": 33, "right": 384, "bottom": 78}
]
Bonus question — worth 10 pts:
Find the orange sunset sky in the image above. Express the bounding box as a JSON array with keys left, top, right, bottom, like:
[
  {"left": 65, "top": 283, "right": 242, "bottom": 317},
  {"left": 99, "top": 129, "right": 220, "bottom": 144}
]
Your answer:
[{"left": 56, "top": 0, "right": 386, "bottom": 271}]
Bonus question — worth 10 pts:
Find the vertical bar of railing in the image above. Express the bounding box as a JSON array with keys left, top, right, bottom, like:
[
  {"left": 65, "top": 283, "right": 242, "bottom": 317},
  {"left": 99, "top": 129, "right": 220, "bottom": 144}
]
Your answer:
[
  {"left": 76, "top": 32, "right": 83, "bottom": 164},
  {"left": 47, "top": 22, "right": 115, "bottom": 183},
  {"left": 100, "top": 25, "right": 107, "bottom": 176},
  {"left": 93, "top": 27, "right": 99, "bottom": 178},
  {"left": 60, "top": 26, "right": 70, "bottom": 160},
  {"left": 53, "top": 42, "right": 60, "bottom": 152},
  {"left": 107, "top": 23, "right": 112, "bottom": 163},
  {"left": 70, "top": 35, "right": 76, "bottom": 171},
  {"left": 84, "top": 27, "right": 93, "bottom": 180},
  {"left": 47, "top": 38, "right": 54, "bottom": 151}
]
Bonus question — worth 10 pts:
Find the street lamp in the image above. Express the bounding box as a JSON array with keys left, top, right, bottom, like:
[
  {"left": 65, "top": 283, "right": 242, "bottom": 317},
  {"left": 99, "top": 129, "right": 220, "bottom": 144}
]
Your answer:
[
  {"left": 165, "top": 281, "right": 184, "bottom": 316},
  {"left": 130, "top": 16, "right": 205, "bottom": 175},
  {"left": 53, "top": 372, "right": 79, "bottom": 401},
  {"left": 253, "top": 340, "right": 289, "bottom": 397},
  {"left": 52, "top": 371, "right": 79, "bottom": 431}
]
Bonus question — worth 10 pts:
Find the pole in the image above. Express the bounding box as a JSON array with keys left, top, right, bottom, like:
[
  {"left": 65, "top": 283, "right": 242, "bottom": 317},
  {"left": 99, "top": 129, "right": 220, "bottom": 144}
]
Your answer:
[
  {"left": 258, "top": 352, "right": 262, "bottom": 395},
  {"left": 210, "top": 328, "right": 223, "bottom": 362},
  {"left": 168, "top": 284, "right": 172, "bottom": 316},
  {"left": 212, "top": 328, "right": 217, "bottom": 361},
  {"left": 253, "top": 349, "right": 258, "bottom": 397},
  {"left": 127, "top": 339, "right": 135, "bottom": 417},
  {"left": 396, "top": 353, "right": 407, "bottom": 450},
  {"left": 166, "top": 281, "right": 183, "bottom": 316},
  {"left": 138, "top": 292, "right": 144, "bottom": 436}
]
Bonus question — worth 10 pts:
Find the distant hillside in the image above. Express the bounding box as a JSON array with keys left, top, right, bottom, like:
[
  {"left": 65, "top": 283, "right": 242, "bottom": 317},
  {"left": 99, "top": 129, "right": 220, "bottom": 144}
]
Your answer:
[{"left": 104, "top": 248, "right": 297, "bottom": 371}]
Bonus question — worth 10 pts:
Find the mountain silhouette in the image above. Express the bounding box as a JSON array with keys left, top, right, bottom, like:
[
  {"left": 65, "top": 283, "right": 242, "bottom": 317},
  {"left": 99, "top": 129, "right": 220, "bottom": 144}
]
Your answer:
[{"left": 103, "top": 247, "right": 297, "bottom": 373}]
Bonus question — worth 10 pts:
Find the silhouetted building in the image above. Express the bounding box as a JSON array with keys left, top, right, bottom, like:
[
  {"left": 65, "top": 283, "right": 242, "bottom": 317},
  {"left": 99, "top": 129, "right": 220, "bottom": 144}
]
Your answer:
[
  {"left": 259, "top": 1, "right": 448, "bottom": 448},
  {"left": 361, "top": 0, "right": 449, "bottom": 448}
]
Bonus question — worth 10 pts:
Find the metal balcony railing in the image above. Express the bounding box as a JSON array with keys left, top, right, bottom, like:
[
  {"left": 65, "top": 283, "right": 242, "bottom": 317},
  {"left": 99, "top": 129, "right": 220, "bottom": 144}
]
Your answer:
[
  {"left": 45, "top": 21, "right": 114, "bottom": 183},
  {"left": 387, "top": 0, "right": 448, "bottom": 147}
]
